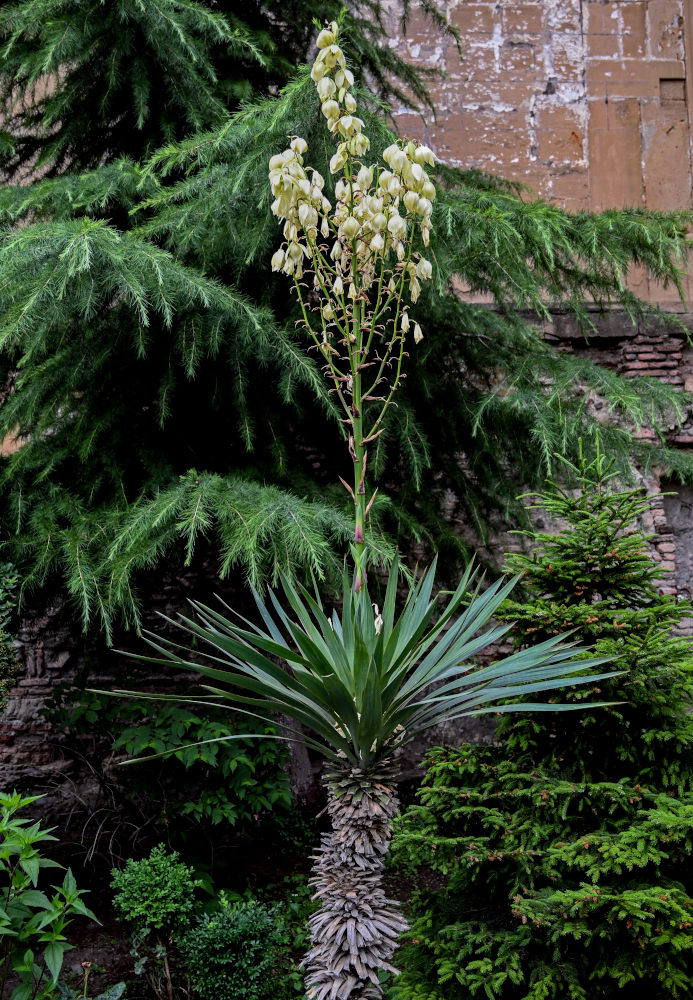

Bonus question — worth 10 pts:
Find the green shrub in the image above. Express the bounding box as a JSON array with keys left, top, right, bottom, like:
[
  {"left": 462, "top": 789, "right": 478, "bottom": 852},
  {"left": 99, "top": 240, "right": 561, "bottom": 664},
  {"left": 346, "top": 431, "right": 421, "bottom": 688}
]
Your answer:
[
  {"left": 43, "top": 688, "right": 292, "bottom": 838},
  {"left": 0, "top": 791, "right": 97, "bottom": 1000},
  {"left": 179, "top": 895, "right": 281, "bottom": 1000},
  {"left": 111, "top": 844, "right": 201, "bottom": 1000},
  {"left": 391, "top": 452, "right": 693, "bottom": 999}
]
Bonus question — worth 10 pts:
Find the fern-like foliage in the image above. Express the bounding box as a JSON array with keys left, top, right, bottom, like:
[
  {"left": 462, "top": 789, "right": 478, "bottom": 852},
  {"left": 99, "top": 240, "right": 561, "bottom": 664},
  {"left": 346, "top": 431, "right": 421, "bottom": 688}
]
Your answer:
[{"left": 0, "top": 0, "right": 457, "bottom": 175}]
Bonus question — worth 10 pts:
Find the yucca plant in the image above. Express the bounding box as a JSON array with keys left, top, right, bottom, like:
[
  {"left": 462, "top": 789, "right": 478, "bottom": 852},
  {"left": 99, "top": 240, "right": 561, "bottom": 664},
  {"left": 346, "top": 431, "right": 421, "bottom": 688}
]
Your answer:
[
  {"left": 131, "top": 19, "right": 616, "bottom": 1000},
  {"left": 137, "top": 562, "right": 613, "bottom": 1000}
]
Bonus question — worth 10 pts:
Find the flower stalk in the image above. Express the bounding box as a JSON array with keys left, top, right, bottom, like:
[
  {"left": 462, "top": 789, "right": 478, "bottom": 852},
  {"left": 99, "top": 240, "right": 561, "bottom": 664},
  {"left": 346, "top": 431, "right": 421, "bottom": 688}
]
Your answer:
[{"left": 269, "top": 19, "right": 436, "bottom": 589}]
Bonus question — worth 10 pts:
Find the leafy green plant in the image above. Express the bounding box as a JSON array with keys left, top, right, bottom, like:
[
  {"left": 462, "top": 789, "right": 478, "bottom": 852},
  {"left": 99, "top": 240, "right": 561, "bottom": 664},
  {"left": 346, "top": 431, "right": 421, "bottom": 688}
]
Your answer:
[
  {"left": 179, "top": 894, "right": 281, "bottom": 1000},
  {"left": 0, "top": 791, "right": 97, "bottom": 1000},
  {"left": 43, "top": 684, "right": 292, "bottom": 842},
  {"left": 57, "top": 976, "right": 125, "bottom": 1000},
  {"left": 391, "top": 452, "right": 693, "bottom": 999},
  {"left": 110, "top": 844, "right": 201, "bottom": 1000}
]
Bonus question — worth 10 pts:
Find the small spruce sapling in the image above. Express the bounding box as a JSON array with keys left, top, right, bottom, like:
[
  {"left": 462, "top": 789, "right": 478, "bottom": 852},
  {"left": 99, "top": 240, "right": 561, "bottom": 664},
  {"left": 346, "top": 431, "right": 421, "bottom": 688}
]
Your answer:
[{"left": 391, "top": 450, "right": 693, "bottom": 1000}]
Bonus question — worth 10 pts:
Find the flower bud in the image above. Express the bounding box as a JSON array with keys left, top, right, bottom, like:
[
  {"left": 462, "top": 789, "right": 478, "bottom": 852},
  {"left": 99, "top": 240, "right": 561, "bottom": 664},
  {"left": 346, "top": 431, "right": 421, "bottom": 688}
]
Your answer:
[
  {"left": 344, "top": 92, "right": 357, "bottom": 113},
  {"left": 382, "top": 144, "right": 399, "bottom": 165},
  {"left": 421, "top": 180, "right": 436, "bottom": 200},
  {"left": 401, "top": 312, "right": 410, "bottom": 332},
  {"left": 403, "top": 190, "right": 419, "bottom": 213},
  {"left": 321, "top": 215, "right": 330, "bottom": 238},
  {"left": 321, "top": 100, "right": 339, "bottom": 121},
  {"left": 333, "top": 275, "right": 344, "bottom": 295},
  {"left": 417, "top": 197, "right": 433, "bottom": 217},
  {"left": 387, "top": 214, "right": 406, "bottom": 239},
  {"left": 371, "top": 232, "right": 385, "bottom": 253},
  {"left": 410, "top": 162, "right": 424, "bottom": 186},
  {"left": 330, "top": 241, "right": 342, "bottom": 260},
  {"left": 390, "top": 149, "right": 407, "bottom": 173},
  {"left": 371, "top": 213, "right": 387, "bottom": 232},
  {"left": 271, "top": 249, "right": 285, "bottom": 271},
  {"left": 342, "top": 216, "right": 360, "bottom": 239},
  {"left": 350, "top": 132, "right": 371, "bottom": 156},
  {"left": 329, "top": 148, "right": 348, "bottom": 173},
  {"left": 298, "top": 203, "right": 318, "bottom": 228},
  {"left": 310, "top": 59, "right": 326, "bottom": 82},
  {"left": 348, "top": 282, "right": 357, "bottom": 299}
]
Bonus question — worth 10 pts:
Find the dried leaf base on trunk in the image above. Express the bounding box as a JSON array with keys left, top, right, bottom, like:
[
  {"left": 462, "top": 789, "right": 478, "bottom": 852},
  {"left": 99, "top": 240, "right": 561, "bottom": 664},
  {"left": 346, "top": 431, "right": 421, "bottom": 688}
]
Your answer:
[{"left": 302, "top": 759, "right": 408, "bottom": 1000}]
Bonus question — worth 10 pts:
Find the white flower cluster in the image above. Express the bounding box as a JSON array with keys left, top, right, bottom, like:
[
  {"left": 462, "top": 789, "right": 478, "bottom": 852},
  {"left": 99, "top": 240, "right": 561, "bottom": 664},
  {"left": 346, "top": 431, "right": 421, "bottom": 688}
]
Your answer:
[
  {"left": 268, "top": 20, "right": 437, "bottom": 343},
  {"left": 312, "top": 22, "right": 370, "bottom": 170},
  {"left": 268, "top": 139, "right": 331, "bottom": 280}
]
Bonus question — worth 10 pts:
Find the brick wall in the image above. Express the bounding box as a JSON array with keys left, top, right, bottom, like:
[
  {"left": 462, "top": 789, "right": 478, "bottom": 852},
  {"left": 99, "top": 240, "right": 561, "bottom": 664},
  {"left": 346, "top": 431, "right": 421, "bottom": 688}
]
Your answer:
[
  {"left": 389, "top": 0, "right": 693, "bottom": 618},
  {"left": 393, "top": 0, "right": 692, "bottom": 304}
]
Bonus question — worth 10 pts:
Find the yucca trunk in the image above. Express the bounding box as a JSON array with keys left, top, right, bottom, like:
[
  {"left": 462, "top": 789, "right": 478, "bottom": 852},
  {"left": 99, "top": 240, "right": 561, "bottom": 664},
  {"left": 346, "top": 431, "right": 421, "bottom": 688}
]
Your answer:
[{"left": 302, "top": 759, "right": 408, "bottom": 1000}]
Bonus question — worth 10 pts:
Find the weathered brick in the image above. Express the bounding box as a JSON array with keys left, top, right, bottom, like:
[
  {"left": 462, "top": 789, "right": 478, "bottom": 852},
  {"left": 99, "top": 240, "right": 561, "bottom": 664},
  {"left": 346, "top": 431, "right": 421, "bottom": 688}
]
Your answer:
[
  {"left": 451, "top": 3, "right": 497, "bottom": 37},
  {"left": 588, "top": 33, "right": 621, "bottom": 58},
  {"left": 620, "top": 2, "right": 647, "bottom": 58},
  {"left": 646, "top": 0, "right": 685, "bottom": 59},
  {"left": 588, "top": 99, "right": 643, "bottom": 209},
  {"left": 503, "top": 4, "right": 545, "bottom": 37},
  {"left": 586, "top": 58, "right": 684, "bottom": 98},
  {"left": 502, "top": 41, "right": 538, "bottom": 79}
]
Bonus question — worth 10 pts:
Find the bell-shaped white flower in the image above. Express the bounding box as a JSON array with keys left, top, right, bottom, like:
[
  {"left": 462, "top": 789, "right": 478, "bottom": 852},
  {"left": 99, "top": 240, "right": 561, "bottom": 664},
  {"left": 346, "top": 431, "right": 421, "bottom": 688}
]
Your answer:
[
  {"left": 413, "top": 323, "right": 424, "bottom": 344},
  {"left": 421, "top": 180, "right": 436, "bottom": 201},
  {"left": 416, "top": 258, "right": 433, "bottom": 280},
  {"left": 271, "top": 249, "right": 285, "bottom": 271},
  {"left": 317, "top": 77, "right": 336, "bottom": 101},
  {"left": 316, "top": 27, "right": 336, "bottom": 49},
  {"left": 357, "top": 166, "right": 373, "bottom": 189},
  {"left": 414, "top": 144, "right": 436, "bottom": 166},
  {"left": 342, "top": 216, "right": 360, "bottom": 239}
]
